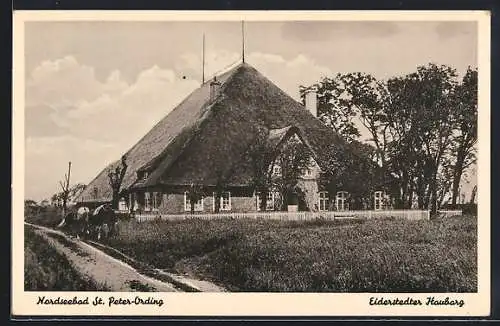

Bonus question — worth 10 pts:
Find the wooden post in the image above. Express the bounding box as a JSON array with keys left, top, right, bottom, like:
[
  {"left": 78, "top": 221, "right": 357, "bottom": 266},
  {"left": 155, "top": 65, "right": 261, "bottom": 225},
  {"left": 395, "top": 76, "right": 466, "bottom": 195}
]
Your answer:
[{"left": 202, "top": 33, "right": 205, "bottom": 84}]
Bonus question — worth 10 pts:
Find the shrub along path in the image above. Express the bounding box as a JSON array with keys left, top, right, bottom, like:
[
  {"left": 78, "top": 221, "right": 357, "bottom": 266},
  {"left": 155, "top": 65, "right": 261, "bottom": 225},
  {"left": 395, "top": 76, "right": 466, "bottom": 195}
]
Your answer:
[{"left": 25, "top": 223, "right": 181, "bottom": 292}]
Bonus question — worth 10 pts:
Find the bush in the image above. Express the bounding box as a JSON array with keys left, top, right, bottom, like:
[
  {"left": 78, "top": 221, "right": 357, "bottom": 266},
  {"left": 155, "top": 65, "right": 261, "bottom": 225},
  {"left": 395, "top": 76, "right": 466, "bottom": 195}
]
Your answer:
[{"left": 24, "top": 206, "right": 64, "bottom": 227}]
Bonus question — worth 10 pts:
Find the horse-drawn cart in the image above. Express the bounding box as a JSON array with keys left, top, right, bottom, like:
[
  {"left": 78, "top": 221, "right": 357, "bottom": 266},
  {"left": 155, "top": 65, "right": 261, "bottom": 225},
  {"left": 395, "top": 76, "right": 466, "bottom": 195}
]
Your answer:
[{"left": 61, "top": 204, "right": 119, "bottom": 241}]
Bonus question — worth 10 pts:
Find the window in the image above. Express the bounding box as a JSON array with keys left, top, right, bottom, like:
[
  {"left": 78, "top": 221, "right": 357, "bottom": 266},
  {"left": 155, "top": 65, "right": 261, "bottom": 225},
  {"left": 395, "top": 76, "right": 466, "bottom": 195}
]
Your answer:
[
  {"left": 374, "top": 191, "right": 384, "bottom": 210},
  {"left": 221, "top": 192, "right": 231, "bottom": 211},
  {"left": 93, "top": 187, "right": 99, "bottom": 200},
  {"left": 272, "top": 164, "right": 282, "bottom": 176},
  {"left": 144, "top": 192, "right": 151, "bottom": 211},
  {"left": 184, "top": 192, "right": 204, "bottom": 212},
  {"left": 318, "top": 191, "right": 329, "bottom": 211},
  {"left": 213, "top": 192, "right": 231, "bottom": 211},
  {"left": 303, "top": 168, "right": 313, "bottom": 177},
  {"left": 118, "top": 197, "right": 128, "bottom": 211},
  {"left": 152, "top": 192, "right": 161, "bottom": 211},
  {"left": 256, "top": 191, "right": 277, "bottom": 211},
  {"left": 129, "top": 193, "right": 137, "bottom": 212},
  {"left": 336, "top": 191, "right": 349, "bottom": 211},
  {"left": 302, "top": 157, "right": 316, "bottom": 178}
]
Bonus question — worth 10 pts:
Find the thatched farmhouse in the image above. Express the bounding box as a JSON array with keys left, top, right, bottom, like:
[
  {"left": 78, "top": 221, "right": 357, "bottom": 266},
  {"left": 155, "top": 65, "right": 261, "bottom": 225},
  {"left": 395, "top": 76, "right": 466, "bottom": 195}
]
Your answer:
[{"left": 76, "top": 63, "right": 393, "bottom": 215}]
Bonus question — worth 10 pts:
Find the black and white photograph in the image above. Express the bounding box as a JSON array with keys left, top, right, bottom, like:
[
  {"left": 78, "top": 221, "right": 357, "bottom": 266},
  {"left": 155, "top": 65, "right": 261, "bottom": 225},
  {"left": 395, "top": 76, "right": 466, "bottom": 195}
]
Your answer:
[{"left": 12, "top": 11, "right": 490, "bottom": 317}]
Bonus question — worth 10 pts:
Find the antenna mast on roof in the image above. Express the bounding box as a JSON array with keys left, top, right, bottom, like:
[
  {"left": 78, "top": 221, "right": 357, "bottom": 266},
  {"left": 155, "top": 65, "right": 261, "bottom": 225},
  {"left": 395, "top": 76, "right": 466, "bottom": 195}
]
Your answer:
[
  {"left": 241, "top": 20, "right": 245, "bottom": 63},
  {"left": 202, "top": 33, "right": 206, "bottom": 84}
]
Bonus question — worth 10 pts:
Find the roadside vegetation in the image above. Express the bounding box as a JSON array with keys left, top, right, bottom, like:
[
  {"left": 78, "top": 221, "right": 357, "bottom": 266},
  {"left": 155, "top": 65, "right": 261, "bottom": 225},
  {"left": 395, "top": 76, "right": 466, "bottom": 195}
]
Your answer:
[
  {"left": 24, "top": 225, "right": 110, "bottom": 291},
  {"left": 105, "top": 215, "right": 477, "bottom": 292},
  {"left": 25, "top": 205, "right": 64, "bottom": 228}
]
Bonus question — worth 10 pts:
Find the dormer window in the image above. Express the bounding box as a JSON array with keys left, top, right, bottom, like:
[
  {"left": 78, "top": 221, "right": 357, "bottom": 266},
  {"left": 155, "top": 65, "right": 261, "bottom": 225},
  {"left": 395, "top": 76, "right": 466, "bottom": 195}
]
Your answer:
[
  {"left": 302, "top": 167, "right": 312, "bottom": 177},
  {"left": 138, "top": 171, "right": 149, "bottom": 180}
]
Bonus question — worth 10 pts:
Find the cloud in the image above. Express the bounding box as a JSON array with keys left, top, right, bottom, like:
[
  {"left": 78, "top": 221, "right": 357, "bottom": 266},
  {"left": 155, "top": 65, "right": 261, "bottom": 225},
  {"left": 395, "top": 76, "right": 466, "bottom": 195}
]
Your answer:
[
  {"left": 248, "top": 52, "right": 332, "bottom": 100},
  {"left": 281, "top": 21, "right": 400, "bottom": 43},
  {"left": 26, "top": 56, "right": 122, "bottom": 107},
  {"left": 61, "top": 66, "right": 199, "bottom": 146},
  {"left": 434, "top": 21, "right": 477, "bottom": 40},
  {"left": 26, "top": 56, "right": 200, "bottom": 143},
  {"left": 25, "top": 57, "right": 202, "bottom": 200}
]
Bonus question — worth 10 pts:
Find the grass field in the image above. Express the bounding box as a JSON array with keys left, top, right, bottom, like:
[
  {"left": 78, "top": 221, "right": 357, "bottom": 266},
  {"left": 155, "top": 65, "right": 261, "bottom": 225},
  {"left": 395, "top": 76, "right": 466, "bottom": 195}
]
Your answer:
[
  {"left": 105, "top": 215, "right": 477, "bottom": 292},
  {"left": 24, "top": 225, "right": 109, "bottom": 291}
]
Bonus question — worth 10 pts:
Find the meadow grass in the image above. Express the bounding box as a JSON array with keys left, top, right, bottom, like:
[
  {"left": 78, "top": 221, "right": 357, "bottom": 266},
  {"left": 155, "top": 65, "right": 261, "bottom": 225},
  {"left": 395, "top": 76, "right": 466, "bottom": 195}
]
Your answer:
[
  {"left": 106, "top": 215, "right": 477, "bottom": 292},
  {"left": 24, "top": 225, "right": 110, "bottom": 291}
]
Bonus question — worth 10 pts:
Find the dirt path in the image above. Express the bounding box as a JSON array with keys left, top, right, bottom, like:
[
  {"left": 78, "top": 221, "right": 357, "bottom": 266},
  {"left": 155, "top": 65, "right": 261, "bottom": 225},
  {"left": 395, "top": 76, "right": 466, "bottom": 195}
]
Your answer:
[{"left": 26, "top": 223, "right": 180, "bottom": 292}]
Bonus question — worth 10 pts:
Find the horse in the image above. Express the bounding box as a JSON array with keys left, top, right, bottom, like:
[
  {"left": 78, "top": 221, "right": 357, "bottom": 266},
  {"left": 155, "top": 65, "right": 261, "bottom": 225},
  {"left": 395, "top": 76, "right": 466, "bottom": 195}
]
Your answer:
[
  {"left": 87, "top": 204, "right": 118, "bottom": 240},
  {"left": 62, "top": 206, "right": 90, "bottom": 239}
]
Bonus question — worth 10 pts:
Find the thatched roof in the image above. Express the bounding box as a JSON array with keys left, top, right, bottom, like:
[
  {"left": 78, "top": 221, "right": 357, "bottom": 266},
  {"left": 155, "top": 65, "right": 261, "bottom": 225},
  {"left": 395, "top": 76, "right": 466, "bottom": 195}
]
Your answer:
[{"left": 77, "top": 62, "right": 367, "bottom": 203}]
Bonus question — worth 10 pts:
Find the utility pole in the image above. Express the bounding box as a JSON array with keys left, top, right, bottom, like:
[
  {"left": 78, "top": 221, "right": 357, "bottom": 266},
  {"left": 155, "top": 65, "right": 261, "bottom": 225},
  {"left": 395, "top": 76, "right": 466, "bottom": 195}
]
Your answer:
[
  {"left": 202, "top": 33, "right": 206, "bottom": 84},
  {"left": 242, "top": 20, "right": 245, "bottom": 63}
]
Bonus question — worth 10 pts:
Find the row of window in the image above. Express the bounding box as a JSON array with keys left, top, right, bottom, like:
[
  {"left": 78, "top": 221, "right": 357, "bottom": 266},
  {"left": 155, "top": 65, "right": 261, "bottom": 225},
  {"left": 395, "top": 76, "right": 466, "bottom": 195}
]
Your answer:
[
  {"left": 318, "top": 191, "right": 388, "bottom": 211},
  {"left": 318, "top": 191, "right": 349, "bottom": 211},
  {"left": 124, "top": 191, "right": 163, "bottom": 212},
  {"left": 271, "top": 165, "right": 313, "bottom": 178},
  {"left": 183, "top": 192, "right": 231, "bottom": 212},
  {"left": 121, "top": 190, "right": 389, "bottom": 213},
  {"left": 183, "top": 190, "right": 387, "bottom": 212}
]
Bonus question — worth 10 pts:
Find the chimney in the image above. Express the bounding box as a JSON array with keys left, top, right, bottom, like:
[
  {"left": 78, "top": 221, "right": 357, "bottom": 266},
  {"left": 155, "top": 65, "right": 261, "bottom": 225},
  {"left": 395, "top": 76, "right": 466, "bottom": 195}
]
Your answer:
[
  {"left": 210, "top": 76, "right": 221, "bottom": 101},
  {"left": 305, "top": 90, "right": 318, "bottom": 117}
]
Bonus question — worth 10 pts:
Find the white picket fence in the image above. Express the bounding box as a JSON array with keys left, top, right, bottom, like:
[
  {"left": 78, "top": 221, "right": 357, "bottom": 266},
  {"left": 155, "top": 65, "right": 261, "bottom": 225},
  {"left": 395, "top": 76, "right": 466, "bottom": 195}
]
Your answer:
[
  {"left": 438, "top": 210, "right": 463, "bottom": 218},
  {"left": 133, "top": 209, "right": 440, "bottom": 223}
]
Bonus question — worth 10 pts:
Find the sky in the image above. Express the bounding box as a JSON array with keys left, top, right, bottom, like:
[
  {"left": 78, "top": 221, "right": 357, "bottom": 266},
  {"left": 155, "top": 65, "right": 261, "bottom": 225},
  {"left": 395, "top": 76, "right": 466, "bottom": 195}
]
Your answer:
[{"left": 23, "top": 20, "right": 478, "bottom": 202}]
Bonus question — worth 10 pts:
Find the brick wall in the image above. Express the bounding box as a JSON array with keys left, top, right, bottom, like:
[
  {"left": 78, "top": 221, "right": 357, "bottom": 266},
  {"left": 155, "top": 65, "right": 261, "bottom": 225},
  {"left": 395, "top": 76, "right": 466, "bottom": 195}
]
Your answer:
[{"left": 157, "top": 193, "right": 257, "bottom": 214}]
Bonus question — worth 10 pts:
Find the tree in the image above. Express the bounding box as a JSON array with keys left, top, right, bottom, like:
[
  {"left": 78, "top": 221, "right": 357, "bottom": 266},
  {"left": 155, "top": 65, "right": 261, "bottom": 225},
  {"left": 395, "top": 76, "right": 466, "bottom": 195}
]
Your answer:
[
  {"left": 274, "top": 136, "right": 313, "bottom": 210},
  {"left": 50, "top": 193, "right": 60, "bottom": 206},
  {"left": 338, "top": 73, "right": 391, "bottom": 167},
  {"left": 399, "top": 64, "right": 458, "bottom": 216},
  {"left": 301, "top": 63, "right": 475, "bottom": 216},
  {"left": 24, "top": 199, "right": 38, "bottom": 207},
  {"left": 186, "top": 183, "right": 204, "bottom": 215},
  {"left": 51, "top": 183, "right": 86, "bottom": 208},
  {"left": 213, "top": 167, "right": 234, "bottom": 213},
  {"left": 108, "top": 155, "right": 128, "bottom": 210},
  {"left": 58, "top": 162, "right": 72, "bottom": 217},
  {"left": 24, "top": 199, "right": 40, "bottom": 217},
  {"left": 69, "top": 183, "right": 87, "bottom": 201},
  {"left": 300, "top": 76, "right": 360, "bottom": 142},
  {"left": 244, "top": 126, "right": 276, "bottom": 211},
  {"left": 469, "top": 185, "right": 477, "bottom": 204},
  {"left": 450, "top": 67, "right": 478, "bottom": 206}
]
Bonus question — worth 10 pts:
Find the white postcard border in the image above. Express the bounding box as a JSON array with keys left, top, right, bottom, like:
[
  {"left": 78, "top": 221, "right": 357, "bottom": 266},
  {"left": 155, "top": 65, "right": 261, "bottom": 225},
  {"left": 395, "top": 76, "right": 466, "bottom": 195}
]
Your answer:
[{"left": 12, "top": 10, "right": 491, "bottom": 317}]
